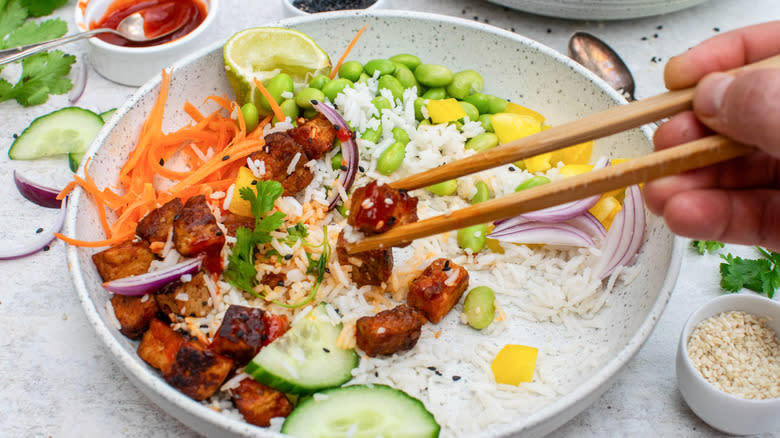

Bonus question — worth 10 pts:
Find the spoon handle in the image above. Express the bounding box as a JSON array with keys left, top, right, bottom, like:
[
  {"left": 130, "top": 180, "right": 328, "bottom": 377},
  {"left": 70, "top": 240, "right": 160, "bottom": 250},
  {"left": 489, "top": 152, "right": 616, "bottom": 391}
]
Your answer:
[{"left": 0, "top": 28, "right": 119, "bottom": 66}]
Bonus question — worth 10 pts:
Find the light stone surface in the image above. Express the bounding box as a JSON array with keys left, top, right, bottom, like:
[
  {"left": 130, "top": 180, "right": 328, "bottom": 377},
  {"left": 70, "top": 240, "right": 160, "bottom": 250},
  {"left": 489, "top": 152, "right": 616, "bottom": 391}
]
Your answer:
[{"left": 1, "top": 0, "right": 778, "bottom": 437}]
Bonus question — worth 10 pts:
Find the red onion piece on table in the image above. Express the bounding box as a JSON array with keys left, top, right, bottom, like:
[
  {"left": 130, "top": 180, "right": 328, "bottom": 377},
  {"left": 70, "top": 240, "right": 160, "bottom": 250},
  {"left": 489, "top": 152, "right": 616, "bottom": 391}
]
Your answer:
[
  {"left": 68, "top": 59, "right": 88, "bottom": 104},
  {"left": 103, "top": 257, "right": 203, "bottom": 296},
  {"left": 0, "top": 200, "right": 66, "bottom": 260},
  {"left": 14, "top": 170, "right": 63, "bottom": 208},
  {"left": 312, "top": 100, "right": 358, "bottom": 210},
  {"left": 592, "top": 184, "right": 645, "bottom": 279}
]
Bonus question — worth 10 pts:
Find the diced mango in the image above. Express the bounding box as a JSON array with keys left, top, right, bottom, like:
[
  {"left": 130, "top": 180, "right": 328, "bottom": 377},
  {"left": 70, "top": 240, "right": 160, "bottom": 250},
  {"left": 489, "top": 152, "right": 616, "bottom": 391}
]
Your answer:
[
  {"left": 504, "top": 102, "right": 545, "bottom": 124},
  {"left": 550, "top": 140, "right": 594, "bottom": 166},
  {"left": 611, "top": 158, "right": 629, "bottom": 165},
  {"left": 228, "top": 166, "right": 261, "bottom": 217},
  {"left": 491, "top": 344, "right": 538, "bottom": 385},
  {"left": 559, "top": 164, "right": 594, "bottom": 178},
  {"left": 590, "top": 196, "right": 622, "bottom": 230},
  {"left": 490, "top": 113, "right": 542, "bottom": 145},
  {"left": 523, "top": 153, "right": 552, "bottom": 173},
  {"left": 427, "top": 98, "right": 466, "bottom": 124}
]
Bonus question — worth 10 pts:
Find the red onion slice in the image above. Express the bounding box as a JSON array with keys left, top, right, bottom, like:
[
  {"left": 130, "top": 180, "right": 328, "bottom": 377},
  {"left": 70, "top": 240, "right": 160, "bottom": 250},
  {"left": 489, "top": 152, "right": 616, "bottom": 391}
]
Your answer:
[
  {"left": 14, "top": 170, "right": 63, "bottom": 208},
  {"left": 488, "top": 221, "right": 594, "bottom": 247},
  {"left": 593, "top": 184, "right": 645, "bottom": 279},
  {"left": 103, "top": 257, "right": 203, "bottom": 296},
  {"left": 312, "top": 100, "right": 358, "bottom": 210},
  {"left": 566, "top": 212, "right": 606, "bottom": 241},
  {"left": 0, "top": 200, "right": 65, "bottom": 260}
]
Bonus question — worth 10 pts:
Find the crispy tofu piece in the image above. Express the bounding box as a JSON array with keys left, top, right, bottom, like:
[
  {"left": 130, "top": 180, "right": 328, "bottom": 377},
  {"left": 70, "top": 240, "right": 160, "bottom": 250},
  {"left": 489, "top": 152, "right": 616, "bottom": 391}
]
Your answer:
[
  {"left": 209, "top": 305, "right": 267, "bottom": 365},
  {"left": 407, "top": 258, "right": 469, "bottom": 323},
  {"left": 136, "top": 198, "right": 183, "bottom": 245},
  {"left": 249, "top": 132, "right": 314, "bottom": 196},
  {"left": 137, "top": 319, "right": 186, "bottom": 375},
  {"left": 356, "top": 304, "right": 426, "bottom": 357},
  {"left": 165, "top": 341, "right": 234, "bottom": 401},
  {"left": 336, "top": 230, "right": 393, "bottom": 287},
  {"left": 111, "top": 294, "right": 160, "bottom": 339},
  {"left": 288, "top": 113, "right": 337, "bottom": 159},
  {"left": 92, "top": 240, "right": 154, "bottom": 282},
  {"left": 154, "top": 271, "right": 213, "bottom": 318},
  {"left": 221, "top": 212, "right": 255, "bottom": 237},
  {"left": 173, "top": 195, "right": 225, "bottom": 272},
  {"left": 348, "top": 181, "right": 419, "bottom": 235},
  {"left": 231, "top": 377, "right": 293, "bottom": 427}
]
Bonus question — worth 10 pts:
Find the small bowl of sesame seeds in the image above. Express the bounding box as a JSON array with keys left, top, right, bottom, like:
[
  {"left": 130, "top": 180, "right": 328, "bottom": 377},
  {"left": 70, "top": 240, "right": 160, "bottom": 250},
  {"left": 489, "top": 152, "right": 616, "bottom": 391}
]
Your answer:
[
  {"left": 281, "top": 0, "right": 386, "bottom": 17},
  {"left": 676, "top": 293, "right": 780, "bottom": 435}
]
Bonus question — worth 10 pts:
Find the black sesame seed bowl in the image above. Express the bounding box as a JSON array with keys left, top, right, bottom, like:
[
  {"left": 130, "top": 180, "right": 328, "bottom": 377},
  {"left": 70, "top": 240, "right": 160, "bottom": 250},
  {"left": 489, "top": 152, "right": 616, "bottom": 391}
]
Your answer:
[{"left": 281, "top": 0, "right": 386, "bottom": 17}]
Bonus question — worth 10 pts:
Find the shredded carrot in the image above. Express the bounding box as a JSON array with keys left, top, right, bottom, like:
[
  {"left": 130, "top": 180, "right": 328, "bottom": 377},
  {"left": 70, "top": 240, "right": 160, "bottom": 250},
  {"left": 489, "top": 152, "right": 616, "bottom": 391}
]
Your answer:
[
  {"left": 434, "top": 330, "right": 442, "bottom": 339},
  {"left": 55, "top": 231, "right": 134, "bottom": 248},
  {"left": 330, "top": 24, "right": 368, "bottom": 79},
  {"left": 252, "top": 78, "right": 286, "bottom": 123},
  {"left": 183, "top": 101, "right": 204, "bottom": 122}
]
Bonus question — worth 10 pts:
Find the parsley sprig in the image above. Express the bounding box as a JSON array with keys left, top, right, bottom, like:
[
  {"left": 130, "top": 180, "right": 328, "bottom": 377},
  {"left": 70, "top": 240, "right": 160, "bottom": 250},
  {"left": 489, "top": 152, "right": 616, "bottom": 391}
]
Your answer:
[{"left": 720, "top": 248, "right": 780, "bottom": 299}]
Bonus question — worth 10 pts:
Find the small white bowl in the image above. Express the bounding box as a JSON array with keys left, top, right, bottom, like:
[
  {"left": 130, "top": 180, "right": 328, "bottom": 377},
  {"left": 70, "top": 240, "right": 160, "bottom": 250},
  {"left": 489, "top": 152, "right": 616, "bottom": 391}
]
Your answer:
[
  {"left": 677, "top": 294, "right": 780, "bottom": 435},
  {"left": 281, "top": 0, "right": 386, "bottom": 17},
  {"left": 74, "top": 0, "right": 219, "bottom": 86}
]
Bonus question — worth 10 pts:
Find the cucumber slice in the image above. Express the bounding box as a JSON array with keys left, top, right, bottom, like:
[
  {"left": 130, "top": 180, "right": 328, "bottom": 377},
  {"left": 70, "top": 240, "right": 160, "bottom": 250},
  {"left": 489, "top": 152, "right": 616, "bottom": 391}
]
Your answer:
[
  {"left": 281, "top": 384, "right": 441, "bottom": 438},
  {"left": 99, "top": 108, "right": 116, "bottom": 122},
  {"left": 67, "top": 109, "right": 116, "bottom": 171},
  {"left": 244, "top": 303, "right": 358, "bottom": 394},
  {"left": 8, "top": 107, "right": 104, "bottom": 161}
]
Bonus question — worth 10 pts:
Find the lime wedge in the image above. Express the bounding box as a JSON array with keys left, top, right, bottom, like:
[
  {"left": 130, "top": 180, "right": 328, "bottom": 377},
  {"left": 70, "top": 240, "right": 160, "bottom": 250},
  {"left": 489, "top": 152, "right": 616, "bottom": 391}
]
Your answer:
[{"left": 224, "top": 27, "right": 331, "bottom": 110}]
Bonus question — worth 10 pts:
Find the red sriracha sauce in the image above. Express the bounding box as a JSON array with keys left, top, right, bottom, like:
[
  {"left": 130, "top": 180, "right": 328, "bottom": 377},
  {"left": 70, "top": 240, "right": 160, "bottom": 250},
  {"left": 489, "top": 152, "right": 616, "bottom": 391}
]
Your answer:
[{"left": 90, "top": 0, "right": 207, "bottom": 47}]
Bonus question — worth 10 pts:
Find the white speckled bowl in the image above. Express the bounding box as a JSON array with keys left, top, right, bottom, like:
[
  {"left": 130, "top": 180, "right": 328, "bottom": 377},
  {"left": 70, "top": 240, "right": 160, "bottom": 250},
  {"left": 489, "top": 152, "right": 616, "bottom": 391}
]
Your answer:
[
  {"left": 65, "top": 10, "right": 682, "bottom": 438},
  {"left": 484, "top": 0, "right": 709, "bottom": 20},
  {"left": 677, "top": 294, "right": 780, "bottom": 435}
]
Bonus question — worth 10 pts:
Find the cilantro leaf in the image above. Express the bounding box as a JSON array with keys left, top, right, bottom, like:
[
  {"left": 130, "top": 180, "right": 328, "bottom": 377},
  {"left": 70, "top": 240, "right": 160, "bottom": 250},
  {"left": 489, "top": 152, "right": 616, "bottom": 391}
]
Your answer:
[
  {"left": 719, "top": 248, "right": 780, "bottom": 298},
  {"left": 691, "top": 240, "right": 724, "bottom": 255},
  {"left": 276, "top": 226, "right": 331, "bottom": 309},
  {"left": 19, "top": 0, "right": 67, "bottom": 17},
  {"left": 3, "top": 17, "right": 66, "bottom": 48},
  {"left": 285, "top": 222, "right": 309, "bottom": 244},
  {"left": 0, "top": 50, "right": 75, "bottom": 106},
  {"left": 0, "top": 0, "right": 27, "bottom": 42}
]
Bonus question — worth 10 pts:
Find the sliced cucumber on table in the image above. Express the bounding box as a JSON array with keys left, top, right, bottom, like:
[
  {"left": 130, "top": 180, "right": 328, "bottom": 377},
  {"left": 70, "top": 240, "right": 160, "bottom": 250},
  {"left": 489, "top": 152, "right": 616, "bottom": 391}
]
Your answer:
[
  {"left": 281, "top": 384, "right": 441, "bottom": 438},
  {"left": 244, "top": 303, "right": 359, "bottom": 394},
  {"left": 67, "top": 108, "right": 116, "bottom": 171},
  {"left": 99, "top": 108, "right": 116, "bottom": 122},
  {"left": 8, "top": 107, "right": 104, "bottom": 160}
]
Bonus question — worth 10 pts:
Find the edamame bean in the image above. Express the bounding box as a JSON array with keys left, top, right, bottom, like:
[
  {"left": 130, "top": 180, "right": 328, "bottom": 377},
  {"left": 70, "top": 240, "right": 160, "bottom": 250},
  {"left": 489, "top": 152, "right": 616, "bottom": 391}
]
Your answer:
[
  {"left": 486, "top": 95, "right": 508, "bottom": 114},
  {"left": 414, "top": 97, "right": 426, "bottom": 121},
  {"left": 364, "top": 58, "right": 396, "bottom": 77},
  {"left": 259, "top": 73, "right": 294, "bottom": 112},
  {"left": 457, "top": 224, "right": 488, "bottom": 253},
  {"left": 463, "top": 286, "right": 496, "bottom": 329},
  {"left": 471, "top": 181, "right": 490, "bottom": 204},
  {"left": 515, "top": 175, "right": 551, "bottom": 192},
  {"left": 426, "top": 179, "right": 458, "bottom": 196},
  {"left": 446, "top": 70, "right": 484, "bottom": 100},
  {"left": 414, "top": 64, "right": 454, "bottom": 88},
  {"left": 478, "top": 114, "right": 494, "bottom": 132},
  {"left": 372, "top": 96, "right": 392, "bottom": 114},
  {"left": 377, "top": 75, "right": 405, "bottom": 101},
  {"left": 465, "top": 132, "right": 499, "bottom": 152},
  {"left": 303, "top": 108, "right": 319, "bottom": 119},
  {"left": 338, "top": 61, "right": 364, "bottom": 82},
  {"left": 295, "top": 87, "right": 326, "bottom": 109},
  {"left": 459, "top": 101, "right": 479, "bottom": 122},
  {"left": 389, "top": 53, "right": 421, "bottom": 71},
  {"left": 240, "top": 102, "right": 259, "bottom": 132},
  {"left": 393, "top": 63, "right": 419, "bottom": 93},
  {"left": 331, "top": 152, "right": 344, "bottom": 170},
  {"left": 309, "top": 74, "right": 330, "bottom": 90},
  {"left": 357, "top": 72, "right": 371, "bottom": 83},
  {"left": 273, "top": 99, "right": 299, "bottom": 123},
  {"left": 322, "top": 78, "right": 353, "bottom": 102},
  {"left": 361, "top": 123, "right": 382, "bottom": 143},
  {"left": 464, "top": 93, "right": 491, "bottom": 114},
  {"left": 422, "top": 87, "right": 447, "bottom": 100},
  {"left": 392, "top": 127, "right": 409, "bottom": 145},
  {"left": 377, "top": 141, "right": 406, "bottom": 175}
]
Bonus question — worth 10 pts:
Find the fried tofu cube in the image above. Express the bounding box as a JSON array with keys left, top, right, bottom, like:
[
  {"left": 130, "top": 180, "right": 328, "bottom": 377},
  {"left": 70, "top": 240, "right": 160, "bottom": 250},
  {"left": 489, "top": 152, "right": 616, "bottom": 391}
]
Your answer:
[
  {"left": 407, "top": 258, "right": 469, "bottom": 323},
  {"left": 336, "top": 230, "right": 393, "bottom": 287},
  {"left": 348, "top": 181, "right": 419, "bottom": 235},
  {"left": 356, "top": 304, "right": 426, "bottom": 357},
  {"left": 111, "top": 294, "right": 160, "bottom": 339},
  {"left": 136, "top": 198, "right": 183, "bottom": 245},
  {"left": 165, "top": 341, "right": 234, "bottom": 401},
  {"left": 288, "top": 113, "right": 337, "bottom": 159},
  {"left": 173, "top": 195, "right": 225, "bottom": 268},
  {"left": 154, "top": 271, "right": 213, "bottom": 319},
  {"left": 231, "top": 377, "right": 293, "bottom": 427},
  {"left": 249, "top": 132, "right": 314, "bottom": 196},
  {"left": 137, "top": 319, "right": 186, "bottom": 375},
  {"left": 210, "top": 305, "right": 267, "bottom": 365},
  {"left": 92, "top": 240, "right": 154, "bottom": 282}
]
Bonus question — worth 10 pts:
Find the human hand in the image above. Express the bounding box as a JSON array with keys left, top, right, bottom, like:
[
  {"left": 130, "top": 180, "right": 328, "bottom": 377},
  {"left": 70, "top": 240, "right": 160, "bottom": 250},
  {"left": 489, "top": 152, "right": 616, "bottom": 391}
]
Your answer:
[{"left": 643, "top": 21, "right": 780, "bottom": 251}]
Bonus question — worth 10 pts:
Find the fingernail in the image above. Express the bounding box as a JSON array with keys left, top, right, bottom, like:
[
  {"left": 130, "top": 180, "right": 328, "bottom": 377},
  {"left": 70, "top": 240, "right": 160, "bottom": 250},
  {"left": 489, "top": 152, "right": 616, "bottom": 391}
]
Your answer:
[{"left": 694, "top": 72, "right": 734, "bottom": 117}]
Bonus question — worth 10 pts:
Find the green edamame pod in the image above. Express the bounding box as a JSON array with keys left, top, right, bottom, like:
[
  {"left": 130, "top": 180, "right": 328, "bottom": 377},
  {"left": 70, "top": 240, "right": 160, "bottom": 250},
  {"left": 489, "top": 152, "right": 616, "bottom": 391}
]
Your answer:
[
  {"left": 459, "top": 101, "right": 480, "bottom": 122},
  {"left": 364, "top": 59, "right": 396, "bottom": 77},
  {"left": 259, "top": 73, "right": 294, "bottom": 112},
  {"left": 393, "top": 63, "right": 419, "bottom": 93},
  {"left": 361, "top": 123, "right": 382, "bottom": 143},
  {"left": 426, "top": 179, "right": 458, "bottom": 196},
  {"left": 240, "top": 102, "right": 259, "bottom": 132},
  {"left": 303, "top": 108, "right": 319, "bottom": 119},
  {"left": 463, "top": 286, "right": 496, "bottom": 329},
  {"left": 464, "top": 93, "right": 491, "bottom": 114},
  {"left": 486, "top": 95, "right": 508, "bottom": 114},
  {"left": 338, "top": 61, "right": 364, "bottom": 82},
  {"left": 331, "top": 152, "right": 344, "bottom": 170},
  {"left": 446, "top": 70, "right": 484, "bottom": 100},
  {"left": 357, "top": 72, "right": 371, "bottom": 83},
  {"left": 273, "top": 99, "right": 299, "bottom": 123},
  {"left": 389, "top": 53, "right": 421, "bottom": 71},
  {"left": 471, "top": 181, "right": 490, "bottom": 204},
  {"left": 515, "top": 176, "right": 551, "bottom": 192},
  {"left": 295, "top": 87, "right": 326, "bottom": 109},
  {"left": 422, "top": 87, "right": 447, "bottom": 100},
  {"left": 322, "top": 78, "right": 353, "bottom": 102},
  {"left": 309, "top": 74, "right": 330, "bottom": 90},
  {"left": 465, "top": 132, "right": 499, "bottom": 152},
  {"left": 478, "top": 114, "right": 494, "bottom": 132},
  {"left": 414, "top": 64, "right": 454, "bottom": 88},
  {"left": 377, "top": 75, "right": 405, "bottom": 101},
  {"left": 414, "top": 98, "right": 426, "bottom": 121},
  {"left": 372, "top": 96, "right": 392, "bottom": 113},
  {"left": 457, "top": 224, "right": 488, "bottom": 253},
  {"left": 377, "top": 141, "right": 406, "bottom": 175},
  {"left": 391, "top": 127, "right": 410, "bottom": 145}
]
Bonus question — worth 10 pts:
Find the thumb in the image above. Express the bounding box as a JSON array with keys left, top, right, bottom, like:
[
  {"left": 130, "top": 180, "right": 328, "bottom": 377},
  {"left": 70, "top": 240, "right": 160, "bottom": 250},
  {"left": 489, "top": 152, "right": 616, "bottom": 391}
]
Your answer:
[{"left": 693, "top": 69, "right": 780, "bottom": 157}]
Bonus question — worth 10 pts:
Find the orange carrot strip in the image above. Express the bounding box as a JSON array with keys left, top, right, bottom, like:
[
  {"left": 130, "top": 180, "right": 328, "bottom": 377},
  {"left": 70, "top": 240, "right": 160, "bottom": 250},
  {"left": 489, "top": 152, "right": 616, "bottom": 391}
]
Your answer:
[
  {"left": 252, "top": 78, "right": 286, "bottom": 123},
  {"left": 205, "top": 95, "right": 233, "bottom": 112},
  {"left": 184, "top": 101, "right": 205, "bottom": 122},
  {"left": 57, "top": 181, "right": 77, "bottom": 200},
  {"left": 330, "top": 24, "right": 368, "bottom": 79},
  {"left": 55, "top": 231, "right": 134, "bottom": 248}
]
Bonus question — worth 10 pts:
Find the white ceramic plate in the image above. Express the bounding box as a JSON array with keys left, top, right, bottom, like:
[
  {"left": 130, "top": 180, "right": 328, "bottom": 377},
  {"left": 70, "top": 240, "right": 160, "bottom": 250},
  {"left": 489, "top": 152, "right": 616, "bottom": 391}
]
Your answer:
[
  {"left": 484, "top": 0, "right": 709, "bottom": 20},
  {"left": 65, "top": 10, "right": 682, "bottom": 438}
]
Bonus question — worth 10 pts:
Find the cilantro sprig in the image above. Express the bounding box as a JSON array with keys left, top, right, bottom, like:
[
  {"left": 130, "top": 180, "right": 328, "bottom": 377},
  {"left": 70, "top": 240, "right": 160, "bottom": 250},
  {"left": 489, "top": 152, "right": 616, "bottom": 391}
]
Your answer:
[
  {"left": 274, "top": 226, "right": 330, "bottom": 309},
  {"left": 719, "top": 248, "right": 780, "bottom": 299},
  {"left": 691, "top": 240, "right": 724, "bottom": 255}
]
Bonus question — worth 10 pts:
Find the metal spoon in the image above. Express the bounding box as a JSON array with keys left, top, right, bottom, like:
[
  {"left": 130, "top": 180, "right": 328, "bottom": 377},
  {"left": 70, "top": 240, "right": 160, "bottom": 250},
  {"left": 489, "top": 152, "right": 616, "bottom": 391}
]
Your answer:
[
  {"left": 568, "top": 31, "right": 636, "bottom": 101},
  {"left": 0, "top": 12, "right": 186, "bottom": 65}
]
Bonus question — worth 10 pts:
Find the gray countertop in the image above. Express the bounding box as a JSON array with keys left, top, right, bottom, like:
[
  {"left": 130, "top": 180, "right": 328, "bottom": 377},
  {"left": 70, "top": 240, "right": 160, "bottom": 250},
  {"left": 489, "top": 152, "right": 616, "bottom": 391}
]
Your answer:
[{"left": 1, "top": 0, "right": 779, "bottom": 436}]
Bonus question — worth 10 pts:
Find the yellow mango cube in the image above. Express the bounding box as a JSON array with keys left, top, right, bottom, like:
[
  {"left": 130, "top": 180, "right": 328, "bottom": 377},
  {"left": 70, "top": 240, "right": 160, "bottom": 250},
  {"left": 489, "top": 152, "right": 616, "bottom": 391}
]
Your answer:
[
  {"left": 523, "top": 152, "right": 552, "bottom": 173},
  {"left": 426, "top": 98, "right": 466, "bottom": 124},
  {"left": 228, "top": 166, "right": 261, "bottom": 217},
  {"left": 504, "top": 102, "right": 545, "bottom": 124},
  {"left": 559, "top": 164, "right": 594, "bottom": 178},
  {"left": 590, "top": 196, "right": 622, "bottom": 229},
  {"left": 490, "top": 113, "right": 542, "bottom": 145},
  {"left": 491, "top": 344, "right": 538, "bottom": 385},
  {"left": 550, "top": 140, "right": 594, "bottom": 166}
]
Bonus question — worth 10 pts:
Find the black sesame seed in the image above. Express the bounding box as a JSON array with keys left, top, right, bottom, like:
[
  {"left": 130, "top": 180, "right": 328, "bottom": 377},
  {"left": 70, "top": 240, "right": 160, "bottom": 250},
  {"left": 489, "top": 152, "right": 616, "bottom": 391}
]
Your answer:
[
  {"left": 653, "top": 33, "right": 659, "bottom": 38},
  {"left": 443, "top": 260, "right": 451, "bottom": 270},
  {"left": 358, "top": 165, "right": 365, "bottom": 172},
  {"left": 239, "top": 313, "right": 249, "bottom": 321},
  {"left": 43, "top": 245, "right": 50, "bottom": 251},
  {"left": 159, "top": 158, "right": 165, "bottom": 166},
  {"left": 222, "top": 155, "right": 230, "bottom": 161},
  {"left": 713, "top": 27, "right": 720, "bottom": 32},
  {"left": 215, "top": 230, "right": 223, "bottom": 236},
  {"left": 274, "top": 280, "right": 284, "bottom": 287},
  {"left": 340, "top": 165, "right": 348, "bottom": 171},
  {"left": 427, "top": 366, "right": 437, "bottom": 371},
  {"left": 641, "top": 36, "right": 648, "bottom": 41},
  {"left": 201, "top": 301, "right": 207, "bottom": 306},
  {"left": 510, "top": 27, "right": 516, "bottom": 32},
  {"left": 435, "top": 371, "right": 443, "bottom": 376},
  {"left": 310, "top": 99, "right": 318, "bottom": 105},
  {"left": 173, "top": 214, "right": 180, "bottom": 221},
  {"left": 200, "top": 324, "right": 209, "bottom": 329},
  {"left": 324, "top": 267, "right": 330, "bottom": 273},
  {"left": 452, "top": 375, "right": 461, "bottom": 381},
  {"left": 284, "top": 254, "right": 293, "bottom": 260},
  {"left": 251, "top": 180, "right": 258, "bottom": 185},
  {"left": 508, "top": 166, "right": 516, "bottom": 172},
  {"left": 236, "top": 329, "right": 245, "bottom": 337},
  {"left": 12, "top": 133, "right": 18, "bottom": 139},
  {"left": 189, "top": 312, "right": 196, "bottom": 317},
  {"left": 35, "top": 227, "right": 43, "bottom": 234},
  {"left": 387, "top": 216, "right": 396, "bottom": 226},
  {"left": 334, "top": 124, "right": 340, "bottom": 131},
  {"left": 399, "top": 189, "right": 408, "bottom": 195},
  {"left": 323, "top": 347, "right": 330, "bottom": 353},
  {"left": 656, "top": 25, "right": 663, "bottom": 30},
  {"left": 546, "top": 28, "right": 552, "bottom": 33},
  {"left": 374, "top": 372, "right": 379, "bottom": 377}
]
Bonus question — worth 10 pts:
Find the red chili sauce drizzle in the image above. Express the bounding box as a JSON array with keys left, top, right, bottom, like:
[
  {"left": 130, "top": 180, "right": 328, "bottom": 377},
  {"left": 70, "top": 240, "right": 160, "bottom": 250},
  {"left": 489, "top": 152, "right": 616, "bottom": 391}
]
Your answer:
[{"left": 90, "top": 0, "right": 207, "bottom": 47}]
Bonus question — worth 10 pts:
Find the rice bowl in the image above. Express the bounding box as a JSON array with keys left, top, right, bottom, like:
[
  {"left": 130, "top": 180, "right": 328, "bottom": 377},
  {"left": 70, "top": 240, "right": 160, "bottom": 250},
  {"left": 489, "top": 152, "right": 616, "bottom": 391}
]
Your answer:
[{"left": 65, "top": 10, "right": 682, "bottom": 438}]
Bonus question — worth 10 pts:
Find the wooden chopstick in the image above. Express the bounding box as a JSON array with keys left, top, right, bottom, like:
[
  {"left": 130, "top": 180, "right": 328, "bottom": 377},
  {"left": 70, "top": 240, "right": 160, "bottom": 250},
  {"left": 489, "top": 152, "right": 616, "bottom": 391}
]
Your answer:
[{"left": 345, "top": 54, "right": 780, "bottom": 254}]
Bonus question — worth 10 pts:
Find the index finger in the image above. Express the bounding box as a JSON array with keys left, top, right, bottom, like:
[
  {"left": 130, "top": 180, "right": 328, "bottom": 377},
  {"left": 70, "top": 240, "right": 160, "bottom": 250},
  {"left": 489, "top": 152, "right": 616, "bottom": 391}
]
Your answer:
[{"left": 664, "top": 20, "right": 780, "bottom": 89}]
